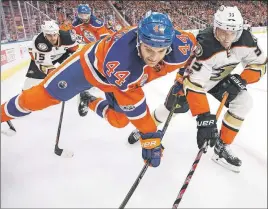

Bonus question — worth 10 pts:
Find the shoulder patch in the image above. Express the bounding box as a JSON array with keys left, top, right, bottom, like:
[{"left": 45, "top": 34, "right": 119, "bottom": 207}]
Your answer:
[
  {"left": 194, "top": 42, "right": 203, "bottom": 57},
  {"left": 34, "top": 33, "right": 52, "bottom": 52},
  {"left": 95, "top": 19, "right": 102, "bottom": 25},
  {"left": 37, "top": 43, "right": 48, "bottom": 51}
]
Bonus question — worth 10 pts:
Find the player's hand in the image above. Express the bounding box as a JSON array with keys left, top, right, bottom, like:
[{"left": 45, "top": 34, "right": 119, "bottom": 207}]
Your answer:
[
  {"left": 165, "top": 80, "right": 185, "bottom": 111},
  {"left": 196, "top": 112, "right": 219, "bottom": 149},
  {"left": 139, "top": 130, "right": 164, "bottom": 167},
  {"left": 222, "top": 74, "right": 247, "bottom": 101}
]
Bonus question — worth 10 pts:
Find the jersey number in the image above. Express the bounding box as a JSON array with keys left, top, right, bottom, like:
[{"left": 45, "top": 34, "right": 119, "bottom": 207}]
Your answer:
[
  {"left": 106, "top": 61, "right": 130, "bottom": 86},
  {"left": 34, "top": 53, "right": 45, "bottom": 61},
  {"left": 176, "top": 35, "right": 191, "bottom": 55}
]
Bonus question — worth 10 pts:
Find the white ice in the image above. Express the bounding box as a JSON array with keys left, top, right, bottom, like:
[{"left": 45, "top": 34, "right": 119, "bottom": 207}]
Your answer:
[{"left": 1, "top": 34, "right": 267, "bottom": 208}]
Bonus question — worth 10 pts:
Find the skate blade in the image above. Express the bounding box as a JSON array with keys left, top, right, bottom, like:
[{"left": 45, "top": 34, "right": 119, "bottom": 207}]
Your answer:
[{"left": 211, "top": 154, "right": 240, "bottom": 173}]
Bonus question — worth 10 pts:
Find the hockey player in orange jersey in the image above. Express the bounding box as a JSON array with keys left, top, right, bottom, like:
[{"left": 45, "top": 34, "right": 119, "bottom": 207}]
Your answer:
[
  {"left": 59, "top": 13, "right": 73, "bottom": 32},
  {"left": 72, "top": 4, "right": 113, "bottom": 117},
  {"left": 72, "top": 4, "right": 111, "bottom": 44},
  {"left": 1, "top": 11, "right": 196, "bottom": 167}
]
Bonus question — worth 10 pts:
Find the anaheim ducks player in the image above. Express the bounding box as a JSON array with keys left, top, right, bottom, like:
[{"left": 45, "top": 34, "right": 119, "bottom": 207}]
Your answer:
[
  {"left": 23, "top": 20, "right": 79, "bottom": 90},
  {"left": 128, "top": 5, "right": 267, "bottom": 172}
]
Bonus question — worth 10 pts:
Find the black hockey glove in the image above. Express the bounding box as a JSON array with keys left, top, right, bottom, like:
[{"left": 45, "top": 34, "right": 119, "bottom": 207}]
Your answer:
[
  {"left": 222, "top": 74, "right": 247, "bottom": 101},
  {"left": 196, "top": 112, "right": 219, "bottom": 149}
]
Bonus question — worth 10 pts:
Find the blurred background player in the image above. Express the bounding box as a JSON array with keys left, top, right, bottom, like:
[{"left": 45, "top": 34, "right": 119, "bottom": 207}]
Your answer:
[
  {"left": 1, "top": 11, "right": 196, "bottom": 168},
  {"left": 23, "top": 20, "right": 79, "bottom": 90},
  {"left": 72, "top": 4, "right": 111, "bottom": 43},
  {"left": 105, "top": 15, "right": 117, "bottom": 33},
  {"left": 128, "top": 5, "right": 267, "bottom": 172},
  {"left": 72, "top": 4, "right": 112, "bottom": 117},
  {"left": 59, "top": 13, "right": 73, "bottom": 32}
]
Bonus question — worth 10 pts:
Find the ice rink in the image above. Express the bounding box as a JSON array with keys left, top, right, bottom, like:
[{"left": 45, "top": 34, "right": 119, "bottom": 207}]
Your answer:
[{"left": 1, "top": 33, "right": 267, "bottom": 208}]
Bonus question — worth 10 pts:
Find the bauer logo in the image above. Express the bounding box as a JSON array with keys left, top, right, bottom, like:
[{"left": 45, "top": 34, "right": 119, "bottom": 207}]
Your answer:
[
  {"left": 37, "top": 43, "right": 48, "bottom": 51},
  {"left": 58, "top": 80, "right": 68, "bottom": 89}
]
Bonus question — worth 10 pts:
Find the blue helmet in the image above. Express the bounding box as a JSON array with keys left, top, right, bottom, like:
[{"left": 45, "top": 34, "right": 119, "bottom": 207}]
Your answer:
[
  {"left": 138, "top": 11, "right": 175, "bottom": 48},
  {"left": 77, "top": 4, "right": 91, "bottom": 23},
  {"left": 77, "top": 4, "right": 91, "bottom": 15}
]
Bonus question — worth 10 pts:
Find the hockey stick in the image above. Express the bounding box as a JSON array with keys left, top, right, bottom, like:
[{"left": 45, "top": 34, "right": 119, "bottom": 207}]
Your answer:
[
  {"left": 54, "top": 102, "right": 74, "bottom": 158},
  {"left": 1, "top": 121, "right": 17, "bottom": 136},
  {"left": 172, "top": 92, "right": 229, "bottom": 208},
  {"left": 119, "top": 97, "right": 180, "bottom": 209}
]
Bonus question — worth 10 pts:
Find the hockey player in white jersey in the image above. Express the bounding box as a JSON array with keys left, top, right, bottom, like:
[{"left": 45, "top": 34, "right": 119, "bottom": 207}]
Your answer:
[
  {"left": 23, "top": 20, "right": 79, "bottom": 90},
  {"left": 3, "top": 21, "right": 80, "bottom": 136},
  {"left": 128, "top": 5, "right": 267, "bottom": 172}
]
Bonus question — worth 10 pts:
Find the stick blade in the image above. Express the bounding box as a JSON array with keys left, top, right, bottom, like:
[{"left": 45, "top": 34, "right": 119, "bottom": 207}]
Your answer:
[
  {"left": 1, "top": 128, "right": 16, "bottom": 136},
  {"left": 61, "top": 149, "right": 74, "bottom": 158},
  {"left": 54, "top": 145, "right": 74, "bottom": 158}
]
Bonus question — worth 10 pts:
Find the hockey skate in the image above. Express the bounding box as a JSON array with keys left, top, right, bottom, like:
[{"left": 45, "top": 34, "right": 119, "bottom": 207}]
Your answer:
[
  {"left": 78, "top": 91, "right": 97, "bottom": 117},
  {"left": 211, "top": 139, "right": 242, "bottom": 173},
  {"left": 128, "top": 129, "right": 140, "bottom": 144}
]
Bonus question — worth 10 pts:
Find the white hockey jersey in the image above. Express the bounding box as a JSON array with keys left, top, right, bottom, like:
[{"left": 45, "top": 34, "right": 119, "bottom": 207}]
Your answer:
[
  {"left": 183, "top": 27, "right": 267, "bottom": 116},
  {"left": 27, "top": 30, "right": 79, "bottom": 76}
]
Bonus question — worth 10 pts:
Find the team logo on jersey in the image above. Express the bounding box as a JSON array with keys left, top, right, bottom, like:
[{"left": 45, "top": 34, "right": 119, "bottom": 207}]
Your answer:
[
  {"left": 194, "top": 42, "right": 203, "bottom": 57},
  {"left": 83, "top": 30, "right": 96, "bottom": 42},
  {"left": 58, "top": 80, "right": 68, "bottom": 89},
  {"left": 37, "top": 43, "right": 48, "bottom": 51},
  {"left": 120, "top": 104, "right": 136, "bottom": 111}
]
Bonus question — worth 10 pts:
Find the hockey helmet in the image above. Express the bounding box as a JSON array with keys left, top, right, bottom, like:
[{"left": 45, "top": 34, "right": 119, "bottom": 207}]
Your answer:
[
  {"left": 41, "top": 21, "right": 59, "bottom": 35},
  {"left": 138, "top": 11, "right": 175, "bottom": 48},
  {"left": 214, "top": 5, "right": 244, "bottom": 42},
  {"left": 77, "top": 4, "right": 91, "bottom": 23}
]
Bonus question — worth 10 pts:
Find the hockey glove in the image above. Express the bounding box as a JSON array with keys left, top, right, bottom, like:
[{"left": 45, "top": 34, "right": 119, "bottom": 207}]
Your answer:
[
  {"left": 222, "top": 74, "right": 247, "bottom": 101},
  {"left": 164, "top": 81, "right": 187, "bottom": 112},
  {"left": 196, "top": 113, "right": 219, "bottom": 149},
  {"left": 140, "top": 130, "right": 164, "bottom": 167}
]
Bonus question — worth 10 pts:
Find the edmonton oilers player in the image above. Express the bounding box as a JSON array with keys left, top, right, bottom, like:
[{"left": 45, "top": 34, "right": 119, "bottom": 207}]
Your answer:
[
  {"left": 72, "top": 4, "right": 111, "bottom": 117},
  {"left": 1, "top": 11, "right": 195, "bottom": 167}
]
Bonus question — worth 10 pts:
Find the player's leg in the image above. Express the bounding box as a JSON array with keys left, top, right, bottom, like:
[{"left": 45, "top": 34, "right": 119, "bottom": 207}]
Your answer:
[
  {"left": 86, "top": 92, "right": 129, "bottom": 128},
  {"left": 22, "top": 60, "right": 47, "bottom": 90},
  {"left": 1, "top": 53, "right": 93, "bottom": 122},
  {"left": 208, "top": 79, "right": 253, "bottom": 172}
]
